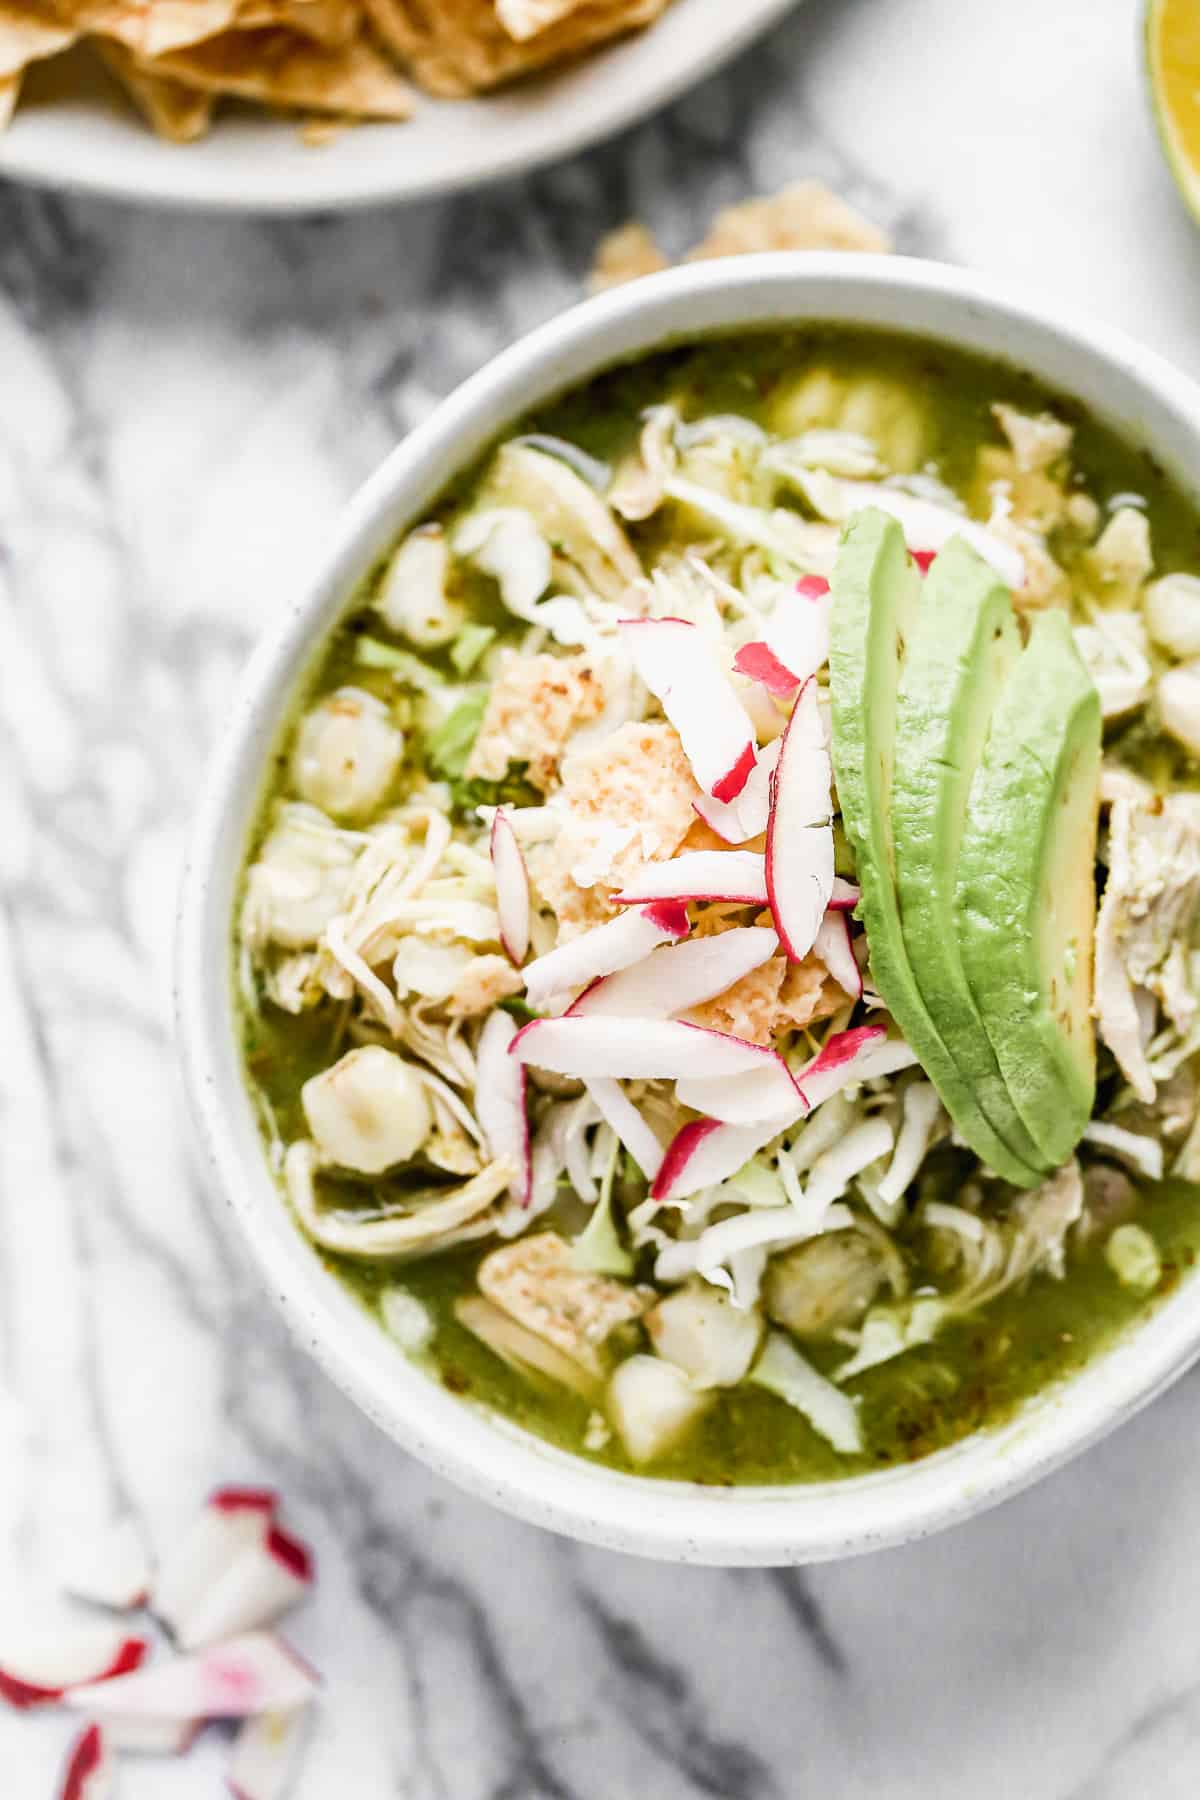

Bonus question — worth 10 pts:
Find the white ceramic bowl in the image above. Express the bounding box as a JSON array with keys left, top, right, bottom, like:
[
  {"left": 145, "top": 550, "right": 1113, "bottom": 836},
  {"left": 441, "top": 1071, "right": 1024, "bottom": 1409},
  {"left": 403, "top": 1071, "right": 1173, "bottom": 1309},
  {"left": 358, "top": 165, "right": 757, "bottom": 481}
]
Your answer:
[{"left": 177, "top": 254, "right": 1200, "bottom": 1564}]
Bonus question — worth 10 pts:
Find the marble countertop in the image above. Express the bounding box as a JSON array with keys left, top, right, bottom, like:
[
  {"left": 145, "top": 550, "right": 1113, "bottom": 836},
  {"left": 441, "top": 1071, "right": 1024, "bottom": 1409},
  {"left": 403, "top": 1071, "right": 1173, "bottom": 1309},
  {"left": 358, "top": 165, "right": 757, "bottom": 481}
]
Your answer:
[{"left": 5, "top": 0, "right": 1200, "bottom": 1793}]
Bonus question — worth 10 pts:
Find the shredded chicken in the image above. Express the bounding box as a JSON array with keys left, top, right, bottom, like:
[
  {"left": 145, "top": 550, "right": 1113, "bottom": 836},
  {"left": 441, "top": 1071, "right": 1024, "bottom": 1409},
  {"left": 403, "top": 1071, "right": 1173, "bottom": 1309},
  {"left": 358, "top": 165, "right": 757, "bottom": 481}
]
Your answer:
[{"left": 1095, "top": 795, "right": 1200, "bottom": 1100}]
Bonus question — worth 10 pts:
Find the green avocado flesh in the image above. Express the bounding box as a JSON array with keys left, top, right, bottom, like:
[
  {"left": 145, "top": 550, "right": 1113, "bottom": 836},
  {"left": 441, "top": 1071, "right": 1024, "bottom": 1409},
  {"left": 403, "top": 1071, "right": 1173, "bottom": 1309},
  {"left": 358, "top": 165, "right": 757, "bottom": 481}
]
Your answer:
[
  {"left": 829, "top": 511, "right": 1044, "bottom": 1186},
  {"left": 956, "top": 609, "right": 1102, "bottom": 1167},
  {"left": 891, "top": 537, "right": 1051, "bottom": 1180}
]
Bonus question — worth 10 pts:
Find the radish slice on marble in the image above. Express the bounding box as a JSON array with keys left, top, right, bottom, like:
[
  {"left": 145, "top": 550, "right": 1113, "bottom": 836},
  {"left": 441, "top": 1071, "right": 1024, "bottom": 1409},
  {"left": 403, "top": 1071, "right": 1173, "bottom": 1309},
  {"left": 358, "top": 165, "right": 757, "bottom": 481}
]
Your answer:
[
  {"left": 675, "top": 1052, "right": 802, "bottom": 1124},
  {"left": 511, "top": 1016, "right": 779, "bottom": 1082},
  {"left": 65, "top": 1633, "right": 319, "bottom": 1722},
  {"left": 813, "top": 912, "right": 862, "bottom": 998},
  {"left": 570, "top": 927, "right": 778, "bottom": 1021},
  {"left": 651, "top": 1107, "right": 805, "bottom": 1203},
  {"left": 794, "top": 1026, "right": 918, "bottom": 1111},
  {"left": 619, "top": 617, "right": 757, "bottom": 801},
  {"left": 733, "top": 575, "right": 832, "bottom": 695},
  {"left": 615, "top": 850, "right": 767, "bottom": 907},
  {"left": 0, "top": 1626, "right": 149, "bottom": 1709},
  {"left": 583, "top": 1078, "right": 665, "bottom": 1181},
  {"left": 59, "top": 1519, "right": 151, "bottom": 1613},
  {"left": 764, "top": 679, "right": 834, "bottom": 962},
  {"left": 104, "top": 1714, "right": 202, "bottom": 1754},
  {"left": 476, "top": 1012, "right": 531, "bottom": 1205},
  {"left": 59, "top": 1725, "right": 114, "bottom": 1800},
  {"left": 490, "top": 809, "right": 530, "bottom": 966},
  {"left": 172, "top": 1524, "right": 314, "bottom": 1653},
  {"left": 523, "top": 903, "right": 688, "bottom": 1008},
  {"left": 693, "top": 740, "right": 780, "bottom": 843},
  {"left": 229, "top": 1706, "right": 311, "bottom": 1800},
  {"left": 827, "top": 877, "right": 860, "bottom": 912},
  {"left": 153, "top": 1489, "right": 277, "bottom": 1641}
]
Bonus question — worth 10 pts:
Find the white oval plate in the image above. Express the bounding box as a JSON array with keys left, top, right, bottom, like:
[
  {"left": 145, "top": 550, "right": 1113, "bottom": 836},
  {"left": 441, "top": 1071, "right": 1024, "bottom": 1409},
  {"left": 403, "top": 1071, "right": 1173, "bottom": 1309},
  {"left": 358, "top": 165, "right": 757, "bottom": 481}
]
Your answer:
[{"left": 0, "top": 0, "right": 798, "bottom": 214}]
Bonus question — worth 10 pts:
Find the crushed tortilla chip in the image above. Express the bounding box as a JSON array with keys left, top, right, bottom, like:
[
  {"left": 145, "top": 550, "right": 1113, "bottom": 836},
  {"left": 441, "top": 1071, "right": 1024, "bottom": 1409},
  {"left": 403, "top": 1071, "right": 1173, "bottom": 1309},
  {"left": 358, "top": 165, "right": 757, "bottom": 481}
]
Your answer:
[
  {"left": 365, "top": 0, "right": 669, "bottom": 98},
  {"left": 591, "top": 181, "right": 891, "bottom": 290},
  {"left": 97, "top": 38, "right": 215, "bottom": 140},
  {"left": 0, "top": 70, "right": 19, "bottom": 124},
  {"left": 0, "top": 1, "right": 76, "bottom": 81},
  {"left": 496, "top": 0, "right": 585, "bottom": 42},
  {"left": 150, "top": 25, "right": 413, "bottom": 116}
]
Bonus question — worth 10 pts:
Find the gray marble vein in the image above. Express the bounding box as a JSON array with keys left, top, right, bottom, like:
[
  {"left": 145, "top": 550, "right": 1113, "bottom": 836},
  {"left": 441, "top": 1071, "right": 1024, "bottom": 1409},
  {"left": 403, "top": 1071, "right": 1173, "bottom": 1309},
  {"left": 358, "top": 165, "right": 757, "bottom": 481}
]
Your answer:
[{"left": 5, "top": 0, "right": 1200, "bottom": 1794}]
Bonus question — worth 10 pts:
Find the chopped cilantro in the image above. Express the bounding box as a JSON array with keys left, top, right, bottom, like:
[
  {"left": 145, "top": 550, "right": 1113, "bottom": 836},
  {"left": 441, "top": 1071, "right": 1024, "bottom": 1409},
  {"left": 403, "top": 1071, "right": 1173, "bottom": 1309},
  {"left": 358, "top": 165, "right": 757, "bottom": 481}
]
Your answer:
[
  {"left": 448, "top": 764, "right": 541, "bottom": 820},
  {"left": 449, "top": 623, "right": 496, "bottom": 675},
  {"left": 426, "top": 687, "right": 489, "bottom": 779}
]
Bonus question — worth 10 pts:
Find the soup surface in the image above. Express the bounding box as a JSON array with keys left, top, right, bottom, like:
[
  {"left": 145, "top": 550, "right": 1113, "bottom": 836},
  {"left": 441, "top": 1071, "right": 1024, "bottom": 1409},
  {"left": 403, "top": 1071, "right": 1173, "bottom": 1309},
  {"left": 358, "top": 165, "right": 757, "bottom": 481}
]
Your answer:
[{"left": 237, "top": 327, "right": 1200, "bottom": 1482}]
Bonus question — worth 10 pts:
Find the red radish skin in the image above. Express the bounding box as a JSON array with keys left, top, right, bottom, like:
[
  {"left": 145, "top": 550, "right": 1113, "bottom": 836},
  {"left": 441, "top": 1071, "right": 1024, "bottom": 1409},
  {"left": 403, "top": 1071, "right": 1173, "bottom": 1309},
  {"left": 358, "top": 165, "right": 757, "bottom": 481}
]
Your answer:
[
  {"left": 764, "top": 679, "right": 835, "bottom": 962},
  {"left": 796, "top": 576, "right": 831, "bottom": 600},
  {"left": 693, "top": 740, "right": 781, "bottom": 844},
  {"left": 827, "top": 877, "right": 861, "bottom": 912},
  {"left": 651, "top": 1118, "right": 723, "bottom": 1201},
  {"left": 794, "top": 1026, "right": 917, "bottom": 1110},
  {"left": 173, "top": 1522, "right": 316, "bottom": 1651},
  {"left": 65, "top": 1633, "right": 319, "bottom": 1723},
  {"left": 710, "top": 740, "right": 757, "bottom": 803},
  {"left": 511, "top": 1016, "right": 787, "bottom": 1082},
  {"left": 614, "top": 850, "right": 767, "bottom": 907},
  {"left": 640, "top": 900, "right": 690, "bottom": 935},
  {"left": 265, "top": 1527, "right": 312, "bottom": 1584},
  {"left": 211, "top": 1490, "right": 278, "bottom": 1517},
  {"left": 524, "top": 903, "right": 689, "bottom": 1008},
  {"left": 60, "top": 1725, "right": 113, "bottom": 1800},
  {"left": 619, "top": 616, "right": 758, "bottom": 801},
  {"left": 490, "top": 809, "right": 531, "bottom": 965},
  {"left": 0, "top": 1634, "right": 149, "bottom": 1710},
  {"left": 912, "top": 549, "right": 935, "bottom": 573},
  {"left": 733, "top": 641, "right": 801, "bottom": 697}
]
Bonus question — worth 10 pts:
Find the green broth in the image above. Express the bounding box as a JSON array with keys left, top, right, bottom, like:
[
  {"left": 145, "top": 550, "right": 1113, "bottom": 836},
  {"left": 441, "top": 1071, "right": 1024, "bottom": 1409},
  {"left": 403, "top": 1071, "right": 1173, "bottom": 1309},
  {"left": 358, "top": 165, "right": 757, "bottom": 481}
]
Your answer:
[{"left": 238, "top": 323, "right": 1200, "bottom": 1484}]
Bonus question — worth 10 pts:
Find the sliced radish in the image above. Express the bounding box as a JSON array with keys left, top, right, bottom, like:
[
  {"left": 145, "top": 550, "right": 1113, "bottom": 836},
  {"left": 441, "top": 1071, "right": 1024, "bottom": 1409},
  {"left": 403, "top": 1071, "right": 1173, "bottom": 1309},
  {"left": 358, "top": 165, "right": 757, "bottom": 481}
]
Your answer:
[
  {"left": 619, "top": 616, "right": 757, "bottom": 800},
  {"left": 813, "top": 912, "right": 862, "bottom": 998},
  {"left": 172, "top": 1523, "right": 314, "bottom": 1653},
  {"left": 859, "top": 487, "right": 1023, "bottom": 587},
  {"left": 693, "top": 740, "right": 781, "bottom": 843},
  {"left": 65, "top": 1632, "right": 318, "bottom": 1722},
  {"left": 570, "top": 926, "right": 778, "bottom": 1020},
  {"left": 229, "top": 1707, "right": 311, "bottom": 1800},
  {"left": 490, "top": 809, "right": 530, "bottom": 965},
  {"left": 794, "top": 1026, "right": 918, "bottom": 1110},
  {"left": 675, "top": 1051, "right": 802, "bottom": 1123},
  {"left": 475, "top": 1011, "right": 531, "bottom": 1204},
  {"left": 733, "top": 575, "right": 832, "bottom": 695},
  {"left": 60, "top": 1725, "right": 114, "bottom": 1800},
  {"left": 764, "top": 678, "right": 834, "bottom": 961},
  {"left": 0, "top": 1624, "right": 149, "bottom": 1709},
  {"left": 153, "top": 1489, "right": 277, "bottom": 1641},
  {"left": 912, "top": 549, "right": 936, "bottom": 573},
  {"left": 59, "top": 1518, "right": 151, "bottom": 1613},
  {"left": 827, "top": 877, "right": 860, "bottom": 912},
  {"left": 651, "top": 1108, "right": 805, "bottom": 1203},
  {"left": 614, "top": 850, "right": 767, "bottom": 907},
  {"left": 511, "top": 1016, "right": 780, "bottom": 1082},
  {"left": 583, "top": 1078, "right": 665, "bottom": 1181},
  {"left": 523, "top": 902, "right": 688, "bottom": 1008}
]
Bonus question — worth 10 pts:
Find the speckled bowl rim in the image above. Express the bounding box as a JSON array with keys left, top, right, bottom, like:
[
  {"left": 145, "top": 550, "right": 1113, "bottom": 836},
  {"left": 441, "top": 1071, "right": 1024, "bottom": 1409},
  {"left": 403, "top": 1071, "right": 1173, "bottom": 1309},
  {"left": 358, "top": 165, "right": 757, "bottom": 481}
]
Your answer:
[{"left": 177, "top": 253, "right": 1200, "bottom": 1565}]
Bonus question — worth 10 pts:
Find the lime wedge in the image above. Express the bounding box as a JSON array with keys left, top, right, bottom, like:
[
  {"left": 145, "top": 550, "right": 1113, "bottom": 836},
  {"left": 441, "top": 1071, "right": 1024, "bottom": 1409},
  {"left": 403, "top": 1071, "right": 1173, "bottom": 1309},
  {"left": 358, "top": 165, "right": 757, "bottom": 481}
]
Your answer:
[{"left": 1146, "top": 0, "right": 1200, "bottom": 223}]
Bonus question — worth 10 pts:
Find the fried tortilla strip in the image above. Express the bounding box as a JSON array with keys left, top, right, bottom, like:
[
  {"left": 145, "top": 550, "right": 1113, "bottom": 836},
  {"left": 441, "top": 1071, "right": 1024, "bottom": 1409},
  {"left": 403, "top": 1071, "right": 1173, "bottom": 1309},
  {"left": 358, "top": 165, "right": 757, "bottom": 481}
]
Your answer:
[
  {"left": 589, "top": 220, "right": 669, "bottom": 290},
  {"left": 366, "top": 0, "right": 669, "bottom": 97},
  {"left": 72, "top": 0, "right": 357, "bottom": 57},
  {"left": 0, "top": 69, "right": 19, "bottom": 128},
  {"left": 685, "top": 181, "right": 892, "bottom": 259},
  {"left": 96, "top": 38, "right": 214, "bottom": 139},
  {"left": 0, "top": 1, "right": 76, "bottom": 81},
  {"left": 496, "top": 0, "right": 586, "bottom": 41},
  {"left": 151, "top": 26, "right": 414, "bottom": 117}
]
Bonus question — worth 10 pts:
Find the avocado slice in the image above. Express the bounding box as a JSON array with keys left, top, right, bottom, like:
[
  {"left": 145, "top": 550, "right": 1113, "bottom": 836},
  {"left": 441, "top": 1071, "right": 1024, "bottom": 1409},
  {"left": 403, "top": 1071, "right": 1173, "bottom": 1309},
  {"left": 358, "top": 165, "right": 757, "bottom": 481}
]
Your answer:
[
  {"left": 891, "top": 538, "right": 1052, "bottom": 1177},
  {"left": 955, "top": 609, "right": 1101, "bottom": 1168},
  {"left": 828, "top": 510, "right": 1043, "bottom": 1187}
]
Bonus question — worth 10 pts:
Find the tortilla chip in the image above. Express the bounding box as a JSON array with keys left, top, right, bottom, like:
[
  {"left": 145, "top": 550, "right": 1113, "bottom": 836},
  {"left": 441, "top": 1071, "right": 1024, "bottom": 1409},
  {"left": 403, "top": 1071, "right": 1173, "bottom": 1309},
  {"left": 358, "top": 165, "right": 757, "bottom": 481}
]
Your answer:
[
  {"left": 96, "top": 37, "right": 214, "bottom": 138},
  {"left": 685, "top": 181, "right": 892, "bottom": 260},
  {"left": 589, "top": 220, "right": 668, "bottom": 290},
  {"left": 152, "top": 26, "right": 413, "bottom": 116},
  {"left": 496, "top": 0, "right": 586, "bottom": 42},
  {"left": 69, "top": 0, "right": 356, "bottom": 58},
  {"left": 0, "top": 1, "right": 76, "bottom": 81},
  {"left": 364, "top": 0, "right": 669, "bottom": 97},
  {"left": 0, "top": 69, "right": 20, "bottom": 128}
]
